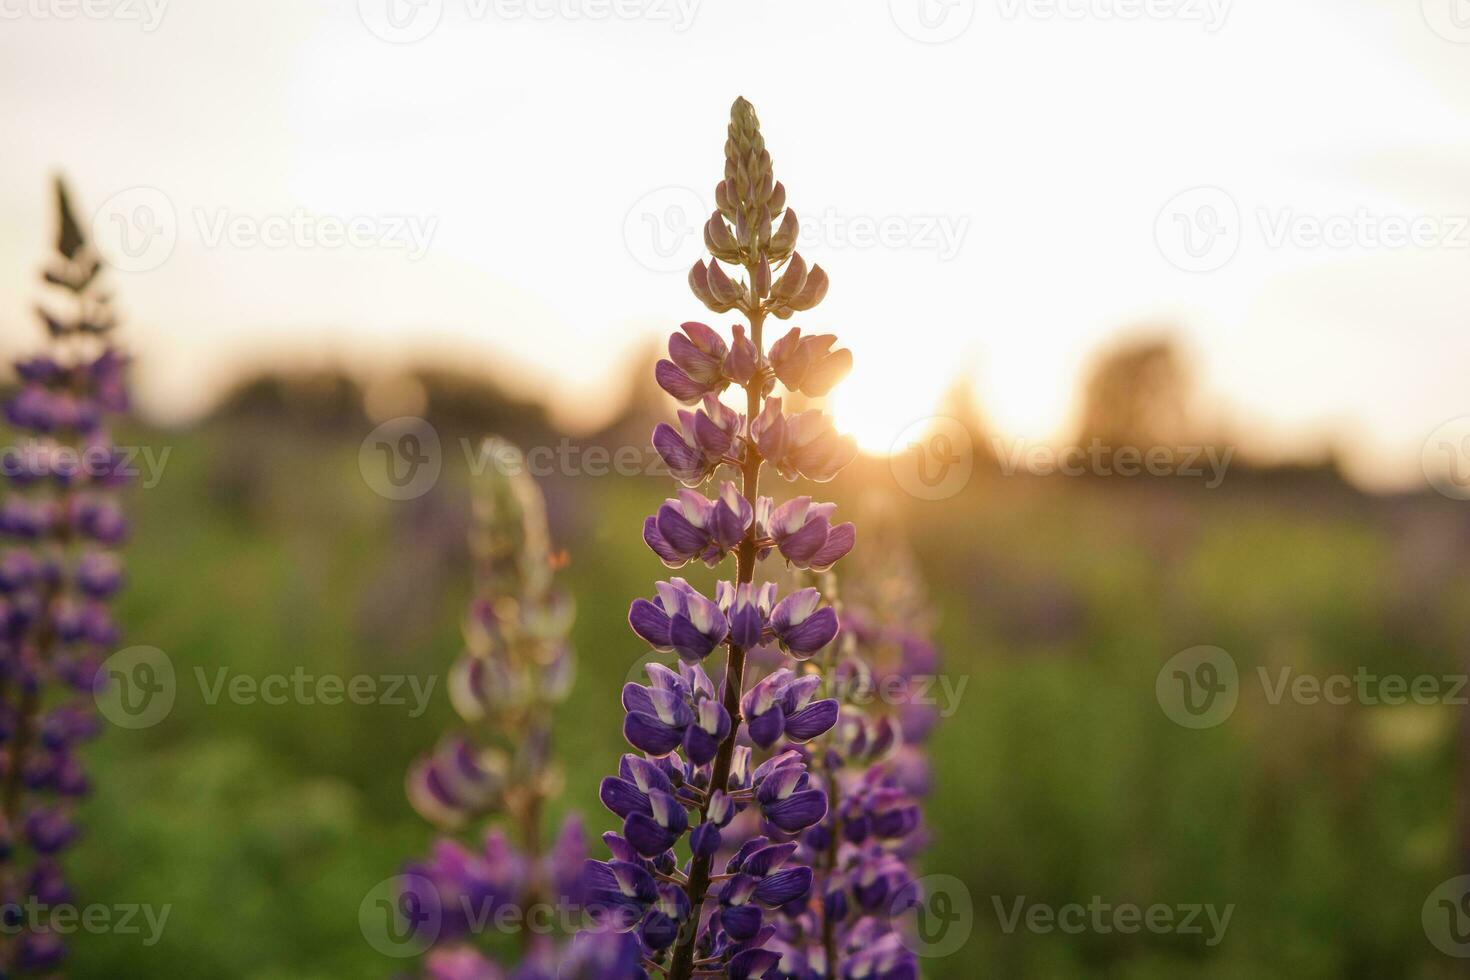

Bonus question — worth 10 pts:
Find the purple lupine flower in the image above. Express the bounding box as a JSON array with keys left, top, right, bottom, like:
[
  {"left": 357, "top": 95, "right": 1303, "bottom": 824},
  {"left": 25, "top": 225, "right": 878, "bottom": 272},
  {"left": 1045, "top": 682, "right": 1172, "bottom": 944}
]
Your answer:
[
  {"left": 750, "top": 398, "right": 858, "bottom": 484},
  {"left": 655, "top": 321, "right": 730, "bottom": 404},
  {"left": 406, "top": 736, "right": 506, "bottom": 829},
  {"left": 642, "top": 482, "right": 752, "bottom": 569},
  {"left": 651, "top": 394, "right": 743, "bottom": 487},
  {"left": 740, "top": 669, "right": 840, "bottom": 749},
  {"left": 627, "top": 580, "right": 729, "bottom": 663},
  {"left": 582, "top": 858, "right": 659, "bottom": 932},
  {"left": 759, "top": 496, "right": 855, "bottom": 572},
  {"left": 766, "top": 327, "right": 853, "bottom": 397},
  {"left": 716, "top": 580, "right": 775, "bottom": 650},
  {"left": 0, "top": 179, "right": 134, "bottom": 968},
  {"left": 769, "top": 588, "right": 840, "bottom": 658},
  {"left": 619, "top": 664, "right": 730, "bottom": 764},
  {"left": 726, "top": 325, "right": 764, "bottom": 390},
  {"left": 752, "top": 751, "right": 829, "bottom": 834}
]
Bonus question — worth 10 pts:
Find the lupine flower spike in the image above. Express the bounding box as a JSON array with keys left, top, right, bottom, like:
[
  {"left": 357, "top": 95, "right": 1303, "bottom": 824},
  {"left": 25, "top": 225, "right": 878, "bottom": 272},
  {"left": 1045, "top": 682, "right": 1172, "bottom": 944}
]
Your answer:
[
  {"left": 579, "top": 98, "right": 871, "bottom": 980},
  {"left": 0, "top": 179, "right": 131, "bottom": 974},
  {"left": 398, "top": 440, "right": 590, "bottom": 976}
]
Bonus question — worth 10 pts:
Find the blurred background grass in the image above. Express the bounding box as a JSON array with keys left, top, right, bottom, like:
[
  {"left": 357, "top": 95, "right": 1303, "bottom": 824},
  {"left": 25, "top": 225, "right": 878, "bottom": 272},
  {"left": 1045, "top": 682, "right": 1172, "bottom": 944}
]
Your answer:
[{"left": 47, "top": 352, "right": 1470, "bottom": 978}]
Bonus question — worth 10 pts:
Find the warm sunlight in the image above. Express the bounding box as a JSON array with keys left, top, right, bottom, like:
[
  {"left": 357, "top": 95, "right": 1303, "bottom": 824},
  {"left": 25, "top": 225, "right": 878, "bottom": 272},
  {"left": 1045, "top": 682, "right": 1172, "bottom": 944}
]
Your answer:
[{"left": 826, "top": 351, "right": 948, "bottom": 455}]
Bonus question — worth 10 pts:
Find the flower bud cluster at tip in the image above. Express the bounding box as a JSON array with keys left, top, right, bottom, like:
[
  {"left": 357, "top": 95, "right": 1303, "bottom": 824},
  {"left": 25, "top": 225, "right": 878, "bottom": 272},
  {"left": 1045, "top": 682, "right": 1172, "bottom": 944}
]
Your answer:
[{"left": 689, "top": 99, "right": 829, "bottom": 322}]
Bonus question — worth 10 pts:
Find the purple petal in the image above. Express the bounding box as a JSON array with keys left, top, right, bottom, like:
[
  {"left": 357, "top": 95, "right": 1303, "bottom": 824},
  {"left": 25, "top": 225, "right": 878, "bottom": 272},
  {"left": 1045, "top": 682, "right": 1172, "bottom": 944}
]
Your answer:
[
  {"left": 599, "top": 777, "right": 649, "bottom": 820},
  {"left": 728, "top": 947, "right": 781, "bottom": 980},
  {"left": 682, "top": 725, "right": 721, "bottom": 766},
  {"left": 783, "top": 699, "right": 839, "bottom": 742},
  {"left": 753, "top": 867, "right": 812, "bottom": 907},
  {"left": 669, "top": 333, "right": 723, "bottom": 384},
  {"left": 655, "top": 360, "right": 710, "bottom": 405},
  {"left": 669, "top": 613, "right": 721, "bottom": 663},
  {"left": 729, "top": 603, "right": 764, "bottom": 649},
  {"left": 740, "top": 842, "right": 797, "bottom": 877},
  {"left": 777, "top": 515, "right": 829, "bottom": 565},
  {"left": 622, "top": 712, "right": 682, "bottom": 756},
  {"left": 779, "top": 606, "right": 838, "bottom": 657},
  {"left": 652, "top": 423, "right": 705, "bottom": 484},
  {"left": 690, "top": 822, "right": 721, "bottom": 857},
  {"left": 746, "top": 706, "right": 786, "bottom": 750},
  {"left": 621, "top": 682, "right": 657, "bottom": 716},
  {"left": 709, "top": 501, "right": 747, "bottom": 552},
  {"left": 767, "top": 496, "right": 810, "bottom": 537},
  {"left": 655, "top": 505, "right": 708, "bottom": 558},
  {"left": 624, "top": 812, "right": 677, "bottom": 858},
  {"left": 763, "top": 788, "right": 829, "bottom": 833},
  {"left": 629, "top": 599, "right": 673, "bottom": 650},
  {"left": 769, "top": 588, "right": 821, "bottom": 634},
  {"left": 807, "top": 522, "right": 855, "bottom": 572},
  {"left": 643, "top": 517, "right": 687, "bottom": 568},
  {"left": 680, "top": 320, "right": 727, "bottom": 359},
  {"left": 719, "top": 903, "right": 764, "bottom": 942},
  {"left": 778, "top": 675, "right": 822, "bottom": 714}
]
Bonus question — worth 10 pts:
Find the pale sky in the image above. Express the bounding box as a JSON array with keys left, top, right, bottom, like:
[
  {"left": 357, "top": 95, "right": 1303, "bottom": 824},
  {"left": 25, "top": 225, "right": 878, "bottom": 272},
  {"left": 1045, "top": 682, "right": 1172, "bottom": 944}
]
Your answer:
[{"left": 3, "top": 0, "right": 1470, "bottom": 489}]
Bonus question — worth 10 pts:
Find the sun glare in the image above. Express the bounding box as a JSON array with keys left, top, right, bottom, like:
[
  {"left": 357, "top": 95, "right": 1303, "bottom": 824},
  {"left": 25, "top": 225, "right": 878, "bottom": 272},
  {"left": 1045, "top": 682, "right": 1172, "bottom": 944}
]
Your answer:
[{"left": 826, "top": 364, "right": 944, "bottom": 456}]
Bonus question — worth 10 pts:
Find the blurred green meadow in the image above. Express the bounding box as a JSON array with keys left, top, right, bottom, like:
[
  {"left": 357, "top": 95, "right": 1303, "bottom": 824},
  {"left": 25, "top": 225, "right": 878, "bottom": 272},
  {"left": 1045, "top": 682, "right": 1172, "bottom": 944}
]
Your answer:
[{"left": 56, "top": 371, "right": 1470, "bottom": 979}]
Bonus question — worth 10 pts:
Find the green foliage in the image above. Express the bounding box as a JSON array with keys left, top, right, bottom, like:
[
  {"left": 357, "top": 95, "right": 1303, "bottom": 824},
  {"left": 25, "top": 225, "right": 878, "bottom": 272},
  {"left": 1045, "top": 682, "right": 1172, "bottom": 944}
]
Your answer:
[{"left": 60, "top": 428, "right": 1465, "bottom": 978}]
